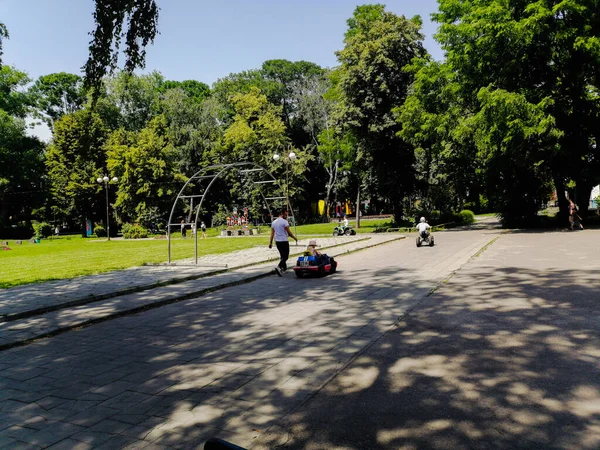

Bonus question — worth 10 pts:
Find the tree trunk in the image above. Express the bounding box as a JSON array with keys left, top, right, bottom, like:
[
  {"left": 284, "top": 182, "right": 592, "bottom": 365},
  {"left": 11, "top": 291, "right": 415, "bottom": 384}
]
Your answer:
[
  {"left": 576, "top": 179, "right": 594, "bottom": 218},
  {"left": 356, "top": 187, "right": 361, "bottom": 228},
  {"left": 322, "top": 161, "right": 338, "bottom": 223},
  {"left": 554, "top": 176, "right": 569, "bottom": 225}
]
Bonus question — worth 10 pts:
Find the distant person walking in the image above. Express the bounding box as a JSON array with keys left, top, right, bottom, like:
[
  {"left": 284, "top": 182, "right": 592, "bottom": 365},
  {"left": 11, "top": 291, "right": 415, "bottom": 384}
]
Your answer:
[
  {"left": 181, "top": 219, "right": 187, "bottom": 239},
  {"left": 568, "top": 199, "right": 583, "bottom": 230},
  {"left": 200, "top": 221, "right": 207, "bottom": 239},
  {"left": 269, "top": 209, "right": 298, "bottom": 276}
]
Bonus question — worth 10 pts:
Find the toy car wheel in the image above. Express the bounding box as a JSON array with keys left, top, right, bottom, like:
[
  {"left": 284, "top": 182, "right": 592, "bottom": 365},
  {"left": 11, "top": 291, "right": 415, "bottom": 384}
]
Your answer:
[
  {"left": 295, "top": 271, "right": 304, "bottom": 278},
  {"left": 318, "top": 265, "right": 325, "bottom": 276},
  {"left": 330, "top": 258, "right": 337, "bottom": 273},
  {"left": 350, "top": 229, "right": 356, "bottom": 235},
  {"left": 429, "top": 237, "right": 435, "bottom": 247},
  {"left": 333, "top": 229, "right": 339, "bottom": 236},
  {"left": 416, "top": 236, "right": 421, "bottom": 247},
  {"left": 344, "top": 228, "right": 352, "bottom": 236}
]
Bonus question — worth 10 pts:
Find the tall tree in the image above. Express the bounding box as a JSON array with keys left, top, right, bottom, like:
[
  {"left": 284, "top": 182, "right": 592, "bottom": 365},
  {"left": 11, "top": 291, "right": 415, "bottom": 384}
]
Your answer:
[
  {"left": 399, "top": 60, "right": 482, "bottom": 215},
  {"left": 159, "top": 89, "right": 226, "bottom": 175},
  {"left": 0, "top": 66, "right": 31, "bottom": 118},
  {"left": 106, "top": 115, "right": 182, "bottom": 224},
  {"left": 29, "top": 72, "right": 86, "bottom": 127},
  {"left": 222, "top": 87, "right": 312, "bottom": 214},
  {"left": 46, "top": 110, "right": 109, "bottom": 234},
  {"left": 101, "top": 70, "right": 163, "bottom": 131},
  {"left": 336, "top": 4, "right": 427, "bottom": 220},
  {"left": 160, "top": 80, "right": 210, "bottom": 103},
  {"left": 434, "top": 0, "right": 600, "bottom": 221},
  {"left": 261, "top": 59, "right": 324, "bottom": 128},
  {"left": 0, "top": 22, "right": 8, "bottom": 66},
  {"left": 0, "top": 111, "right": 45, "bottom": 228},
  {"left": 84, "top": 0, "right": 159, "bottom": 93}
]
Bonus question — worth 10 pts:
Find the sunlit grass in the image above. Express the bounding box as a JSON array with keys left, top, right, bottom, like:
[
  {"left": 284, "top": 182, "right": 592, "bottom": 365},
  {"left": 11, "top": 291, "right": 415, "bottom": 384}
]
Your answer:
[
  {"left": 0, "top": 219, "right": 390, "bottom": 288},
  {"left": 0, "top": 234, "right": 269, "bottom": 288}
]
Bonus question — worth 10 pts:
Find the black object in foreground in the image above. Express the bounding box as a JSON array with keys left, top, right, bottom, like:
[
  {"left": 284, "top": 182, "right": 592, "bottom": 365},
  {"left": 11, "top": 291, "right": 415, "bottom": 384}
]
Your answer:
[{"left": 204, "top": 438, "right": 247, "bottom": 450}]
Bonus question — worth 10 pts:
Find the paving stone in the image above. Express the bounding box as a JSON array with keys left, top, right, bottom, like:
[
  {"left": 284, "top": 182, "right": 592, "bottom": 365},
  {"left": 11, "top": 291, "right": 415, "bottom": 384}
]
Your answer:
[
  {"left": 45, "top": 438, "right": 94, "bottom": 450},
  {"left": 89, "top": 418, "right": 133, "bottom": 434}
]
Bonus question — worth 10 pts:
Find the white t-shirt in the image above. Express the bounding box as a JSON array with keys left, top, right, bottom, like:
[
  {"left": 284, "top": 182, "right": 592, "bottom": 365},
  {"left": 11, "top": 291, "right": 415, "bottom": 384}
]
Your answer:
[
  {"left": 416, "top": 223, "right": 431, "bottom": 233},
  {"left": 343, "top": 218, "right": 349, "bottom": 227},
  {"left": 272, "top": 217, "right": 290, "bottom": 242}
]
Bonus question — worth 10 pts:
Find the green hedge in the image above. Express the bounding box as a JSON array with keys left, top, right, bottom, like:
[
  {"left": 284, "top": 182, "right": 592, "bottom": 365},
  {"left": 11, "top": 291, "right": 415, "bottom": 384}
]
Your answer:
[
  {"left": 456, "top": 209, "right": 475, "bottom": 225},
  {"left": 33, "top": 222, "right": 53, "bottom": 239},
  {"left": 94, "top": 223, "right": 106, "bottom": 237},
  {"left": 122, "top": 223, "right": 149, "bottom": 239}
]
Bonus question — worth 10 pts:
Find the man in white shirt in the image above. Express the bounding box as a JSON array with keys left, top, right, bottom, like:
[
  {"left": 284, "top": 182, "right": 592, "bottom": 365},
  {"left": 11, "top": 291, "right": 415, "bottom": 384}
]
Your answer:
[{"left": 269, "top": 210, "right": 298, "bottom": 276}]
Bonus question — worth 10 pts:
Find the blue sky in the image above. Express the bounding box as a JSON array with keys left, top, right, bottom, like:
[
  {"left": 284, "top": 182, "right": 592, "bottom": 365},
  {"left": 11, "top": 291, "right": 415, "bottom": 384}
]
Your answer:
[
  {"left": 1, "top": 0, "right": 443, "bottom": 139},
  {"left": 1, "top": 0, "right": 443, "bottom": 84}
]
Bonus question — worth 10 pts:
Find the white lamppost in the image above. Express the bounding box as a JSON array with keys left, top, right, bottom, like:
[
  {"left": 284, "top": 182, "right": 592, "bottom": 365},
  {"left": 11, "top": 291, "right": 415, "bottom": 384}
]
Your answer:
[
  {"left": 96, "top": 175, "right": 118, "bottom": 241},
  {"left": 273, "top": 150, "right": 297, "bottom": 236}
]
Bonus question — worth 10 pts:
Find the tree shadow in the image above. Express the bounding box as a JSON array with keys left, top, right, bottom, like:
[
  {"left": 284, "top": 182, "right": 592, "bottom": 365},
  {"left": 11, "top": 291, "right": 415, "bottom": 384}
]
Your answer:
[
  {"left": 0, "top": 253, "right": 442, "bottom": 448},
  {"left": 256, "top": 266, "right": 600, "bottom": 449}
]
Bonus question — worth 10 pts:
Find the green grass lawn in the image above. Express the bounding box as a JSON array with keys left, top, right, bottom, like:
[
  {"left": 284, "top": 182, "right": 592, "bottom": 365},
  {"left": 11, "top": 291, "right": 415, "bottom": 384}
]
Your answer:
[
  {"left": 0, "top": 219, "right": 390, "bottom": 289},
  {"left": 0, "top": 234, "right": 269, "bottom": 289}
]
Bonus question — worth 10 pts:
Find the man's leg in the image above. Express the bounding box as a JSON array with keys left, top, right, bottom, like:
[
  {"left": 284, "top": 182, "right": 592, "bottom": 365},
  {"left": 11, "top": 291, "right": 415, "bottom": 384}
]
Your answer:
[{"left": 276, "top": 241, "right": 290, "bottom": 271}]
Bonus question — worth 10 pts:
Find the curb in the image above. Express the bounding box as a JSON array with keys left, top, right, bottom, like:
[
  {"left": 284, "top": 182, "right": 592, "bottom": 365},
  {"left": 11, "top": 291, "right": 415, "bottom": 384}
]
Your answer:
[
  {"left": 0, "top": 236, "right": 404, "bottom": 352},
  {"left": 1, "top": 237, "right": 373, "bottom": 324}
]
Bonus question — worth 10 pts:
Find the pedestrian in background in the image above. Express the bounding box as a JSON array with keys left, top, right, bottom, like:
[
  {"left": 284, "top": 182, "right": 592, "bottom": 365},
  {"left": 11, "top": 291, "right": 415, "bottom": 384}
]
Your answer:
[{"left": 568, "top": 199, "right": 583, "bottom": 230}]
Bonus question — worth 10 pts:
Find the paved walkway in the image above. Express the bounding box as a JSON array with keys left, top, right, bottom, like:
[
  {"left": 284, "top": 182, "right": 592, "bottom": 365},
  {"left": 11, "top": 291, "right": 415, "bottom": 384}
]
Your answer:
[
  {"left": 2, "top": 220, "right": 596, "bottom": 449},
  {"left": 0, "top": 226, "right": 502, "bottom": 449},
  {"left": 0, "top": 235, "right": 402, "bottom": 350},
  {"left": 255, "top": 229, "right": 600, "bottom": 450}
]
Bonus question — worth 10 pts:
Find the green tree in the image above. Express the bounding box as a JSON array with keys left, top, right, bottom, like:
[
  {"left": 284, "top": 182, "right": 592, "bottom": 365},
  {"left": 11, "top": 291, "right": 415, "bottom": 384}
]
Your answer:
[
  {"left": 46, "top": 110, "right": 109, "bottom": 234},
  {"left": 101, "top": 70, "right": 164, "bottom": 131},
  {"left": 261, "top": 59, "right": 324, "bottom": 128},
  {"left": 160, "top": 80, "right": 210, "bottom": 103},
  {"left": 0, "top": 65, "right": 31, "bottom": 118},
  {"left": 223, "top": 87, "right": 312, "bottom": 214},
  {"left": 84, "top": 0, "right": 159, "bottom": 93},
  {"left": 336, "top": 4, "right": 427, "bottom": 220},
  {"left": 399, "top": 60, "right": 482, "bottom": 215},
  {"left": 223, "top": 87, "right": 291, "bottom": 166},
  {"left": 159, "top": 89, "right": 226, "bottom": 174},
  {"left": 106, "top": 115, "right": 183, "bottom": 224},
  {"left": 0, "top": 22, "right": 8, "bottom": 66},
  {"left": 434, "top": 0, "right": 600, "bottom": 221},
  {"left": 0, "top": 111, "right": 45, "bottom": 229},
  {"left": 29, "top": 72, "right": 86, "bottom": 127}
]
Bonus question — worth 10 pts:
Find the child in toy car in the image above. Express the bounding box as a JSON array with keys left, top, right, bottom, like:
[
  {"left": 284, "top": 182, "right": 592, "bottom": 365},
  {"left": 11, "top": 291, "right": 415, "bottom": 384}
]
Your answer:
[{"left": 293, "top": 240, "right": 337, "bottom": 278}]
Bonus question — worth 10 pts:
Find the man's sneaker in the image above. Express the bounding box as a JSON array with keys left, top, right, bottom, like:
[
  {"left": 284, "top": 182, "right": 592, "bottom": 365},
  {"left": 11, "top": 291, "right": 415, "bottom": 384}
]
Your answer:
[{"left": 275, "top": 267, "right": 283, "bottom": 277}]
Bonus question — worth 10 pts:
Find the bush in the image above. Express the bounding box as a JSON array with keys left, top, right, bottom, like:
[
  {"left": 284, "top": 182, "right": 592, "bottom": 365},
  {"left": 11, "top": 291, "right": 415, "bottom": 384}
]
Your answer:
[
  {"left": 456, "top": 209, "right": 475, "bottom": 225},
  {"left": 94, "top": 223, "right": 106, "bottom": 237},
  {"left": 33, "top": 222, "right": 53, "bottom": 239},
  {"left": 122, "top": 223, "right": 149, "bottom": 239}
]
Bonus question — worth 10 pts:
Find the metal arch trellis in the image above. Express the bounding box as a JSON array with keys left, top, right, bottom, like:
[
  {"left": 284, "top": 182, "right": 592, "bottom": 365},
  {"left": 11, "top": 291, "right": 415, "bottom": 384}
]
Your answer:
[{"left": 166, "top": 162, "right": 293, "bottom": 264}]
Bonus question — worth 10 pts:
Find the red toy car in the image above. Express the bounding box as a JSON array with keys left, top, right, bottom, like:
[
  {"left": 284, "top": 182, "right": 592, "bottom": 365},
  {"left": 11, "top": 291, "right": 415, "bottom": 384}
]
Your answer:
[{"left": 292, "top": 254, "right": 337, "bottom": 278}]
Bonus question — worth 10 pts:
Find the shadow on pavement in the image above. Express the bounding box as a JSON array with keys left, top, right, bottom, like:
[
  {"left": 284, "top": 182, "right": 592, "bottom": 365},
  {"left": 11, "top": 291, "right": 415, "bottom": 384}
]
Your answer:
[
  {"left": 0, "top": 249, "right": 437, "bottom": 448},
  {"left": 256, "top": 266, "right": 600, "bottom": 449}
]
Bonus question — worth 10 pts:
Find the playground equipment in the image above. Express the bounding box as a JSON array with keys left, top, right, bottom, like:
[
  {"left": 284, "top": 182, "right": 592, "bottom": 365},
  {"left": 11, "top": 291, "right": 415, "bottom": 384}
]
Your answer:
[{"left": 167, "top": 162, "right": 292, "bottom": 264}]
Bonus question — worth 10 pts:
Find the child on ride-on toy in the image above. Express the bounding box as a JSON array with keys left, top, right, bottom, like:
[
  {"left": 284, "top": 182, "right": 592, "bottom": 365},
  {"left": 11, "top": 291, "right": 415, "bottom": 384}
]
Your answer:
[{"left": 416, "top": 217, "right": 431, "bottom": 238}]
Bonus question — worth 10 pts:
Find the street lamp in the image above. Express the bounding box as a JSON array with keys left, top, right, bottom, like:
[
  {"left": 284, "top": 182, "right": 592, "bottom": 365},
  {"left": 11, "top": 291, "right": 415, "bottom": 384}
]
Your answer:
[
  {"left": 96, "top": 175, "right": 118, "bottom": 241},
  {"left": 273, "top": 150, "right": 297, "bottom": 236}
]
